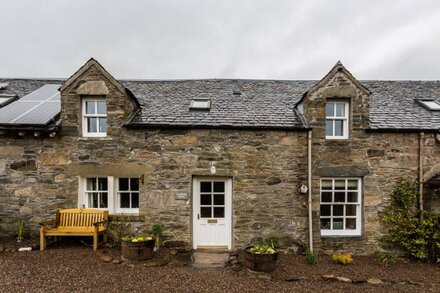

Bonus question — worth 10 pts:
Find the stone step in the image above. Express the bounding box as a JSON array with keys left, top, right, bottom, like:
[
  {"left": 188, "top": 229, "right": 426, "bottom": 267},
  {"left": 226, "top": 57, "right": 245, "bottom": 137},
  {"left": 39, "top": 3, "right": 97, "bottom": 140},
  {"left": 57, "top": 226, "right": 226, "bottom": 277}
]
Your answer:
[{"left": 191, "top": 251, "right": 229, "bottom": 268}]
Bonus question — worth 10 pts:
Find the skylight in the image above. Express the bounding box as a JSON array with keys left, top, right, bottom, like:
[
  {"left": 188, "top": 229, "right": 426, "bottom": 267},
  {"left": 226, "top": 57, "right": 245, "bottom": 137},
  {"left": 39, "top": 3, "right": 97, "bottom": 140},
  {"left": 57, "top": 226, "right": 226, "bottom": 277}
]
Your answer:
[
  {"left": 190, "top": 99, "right": 211, "bottom": 110},
  {"left": 417, "top": 99, "right": 440, "bottom": 111},
  {"left": 0, "top": 95, "right": 16, "bottom": 107}
]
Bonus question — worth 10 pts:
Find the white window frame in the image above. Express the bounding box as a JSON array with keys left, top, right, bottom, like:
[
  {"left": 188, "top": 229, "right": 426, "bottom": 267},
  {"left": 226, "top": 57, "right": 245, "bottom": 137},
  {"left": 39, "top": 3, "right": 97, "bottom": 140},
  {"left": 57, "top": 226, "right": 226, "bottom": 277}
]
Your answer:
[
  {"left": 83, "top": 177, "right": 110, "bottom": 209},
  {"left": 325, "top": 101, "right": 349, "bottom": 139},
  {"left": 115, "top": 178, "right": 140, "bottom": 214},
  {"left": 78, "top": 176, "right": 139, "bottom": 215},
  {"left": 82, "top": 98, "right": 107, "bottom": 137},
  {"left": 320, "top": 178, "right": 362, "bottom": 236}
]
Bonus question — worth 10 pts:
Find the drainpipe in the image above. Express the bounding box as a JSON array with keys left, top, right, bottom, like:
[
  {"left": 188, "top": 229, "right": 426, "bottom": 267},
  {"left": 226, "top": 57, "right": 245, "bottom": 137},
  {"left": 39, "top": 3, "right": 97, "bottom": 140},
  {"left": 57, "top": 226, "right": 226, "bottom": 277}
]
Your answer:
[
  {"left": 307, "top": 130, "right": 313, "bottom": 252},
  {"left": 419, "top": 131, "right": 424, "bottom": 218}
]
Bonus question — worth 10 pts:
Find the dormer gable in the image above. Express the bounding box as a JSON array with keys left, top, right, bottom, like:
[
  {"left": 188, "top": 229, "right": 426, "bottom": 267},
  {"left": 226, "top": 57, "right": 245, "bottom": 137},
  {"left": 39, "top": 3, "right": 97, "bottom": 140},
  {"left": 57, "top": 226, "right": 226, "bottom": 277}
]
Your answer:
[
  {"left": 59, "top": 58, "right": 140, "bottom": 137},
  {"left": 298, "top": 61, "right": 371, "bottom": 139}
]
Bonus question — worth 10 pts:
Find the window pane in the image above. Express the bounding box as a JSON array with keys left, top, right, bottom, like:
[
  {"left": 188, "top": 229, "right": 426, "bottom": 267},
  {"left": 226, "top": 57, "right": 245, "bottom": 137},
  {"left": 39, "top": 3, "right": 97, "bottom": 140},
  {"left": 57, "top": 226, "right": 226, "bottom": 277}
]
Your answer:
[
  {"left": 99, "top": 118, "right": 107, "bottom": 133},
  {"left": 335, "top": 180, "right": 345, "bottom": 190},
  {"left": 120, "top": 192, "right": 130, "bottom": 208},
  {"left": 321, "top": 218, "right": 331, "bottom": 230},
  {"left": 201, "top": 194, "right": 211, "bottom": 205},
  {"left": 333, "top": 205, "right": 343, "bottom": 216},
  {"left": 86, "top": 101, "right": 95, "bottom": 114},
  {"left": 87, "top": 178, "right": 96, "bottom": 191},
  {"left": 321, "top": 192, "right": 332, "bottom": 202},
  {"left": 320, "top": 205, "right": 331, "bottom": 216},
  {"left": 98, "top": 178, "right": 107, "bottom": 191},
  {"left": 97, "top": 101, "right": 106, "bottom": 114},
  {"left": 131, "top": 193, "right": 139, "bottom": 208},
  {"left": 130, "top": 178, "right": 139, "bottom": 191},
  {"left": 334, "top": 120, "right": 344, "bottom": 136},
  {"left": 119, "top": 178, "right": 129, "bottom": 191},
  {"left": 326, "top": 103, "right": 334, "bottom": 117},
  {"left": 347, "top": 192, "right": 358, "bottom": 202},
  {"left": 321, "top": 180, "right": 333, "bottom": 190},
  {"left": 213, "top": 182, "right": 225, "bottom": 192},
  {"left": 87, "top": 117, "right": 97, "bottom": 133},
  {"left": 346, "top": 205, "right": 357, "bottom": 216},
  {"left": 347, "top": 180, "right": 358, "bottom": 190},
  {"left": 213, "top": 207, "right": 224, "bottom": 218},
  {"left": 89, "top": 193, "right": 98, "bottom": 208},
  {"left": 200, "top": 182, "right": 211, "bottom": 192},
  {"left": 214, "top": 194, "right": 224, "bottom": 205},
  {"left": 336, "top": 103, "right": 345, "bottom": 117},
  {"left": 335, "top": 192, "right": 345, "bottom": 202},
  {"left": 100, "top": 192, "right": 108, "bottom": 208},
  {"left": 326, "top": 120, "right": 333, "bottom": 136},
  {"left": 200, "top": 207, "right": 211, "bottom": 218},
  {"left": 346, "top": 218, "right": 356, "bottom": 230},
  {"left": 333, "top": 218, "right": 343, "bottom": 230}
]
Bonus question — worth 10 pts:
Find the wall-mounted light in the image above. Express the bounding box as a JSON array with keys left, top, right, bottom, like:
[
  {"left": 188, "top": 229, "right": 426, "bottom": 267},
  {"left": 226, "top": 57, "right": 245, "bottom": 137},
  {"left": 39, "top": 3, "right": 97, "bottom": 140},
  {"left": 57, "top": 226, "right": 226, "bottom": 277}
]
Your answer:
[
  {"left": 210, "top": 162, "right": 217, "bottom": 175},
  {"left": 300, "top": 184, "right": 308, "bottom": 194}
]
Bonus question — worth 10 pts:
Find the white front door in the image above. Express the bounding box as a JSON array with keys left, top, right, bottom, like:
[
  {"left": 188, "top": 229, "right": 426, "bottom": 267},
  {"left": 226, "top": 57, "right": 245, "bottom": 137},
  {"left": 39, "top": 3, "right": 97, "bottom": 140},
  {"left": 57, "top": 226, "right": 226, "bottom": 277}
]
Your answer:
[{"left": 192, "top": 177, "right": 232, "bottom": 250}]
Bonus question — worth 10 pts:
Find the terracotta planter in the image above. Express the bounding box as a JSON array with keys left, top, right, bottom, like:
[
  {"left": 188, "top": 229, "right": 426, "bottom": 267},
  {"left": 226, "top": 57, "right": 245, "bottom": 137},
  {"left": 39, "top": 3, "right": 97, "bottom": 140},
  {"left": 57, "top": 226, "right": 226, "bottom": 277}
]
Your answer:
[
  {"left": 244, "top": 246, "right": 279, "bottom": 272},
  {"left": 121, "top": 238, "right": 155, "bottom": 261}
]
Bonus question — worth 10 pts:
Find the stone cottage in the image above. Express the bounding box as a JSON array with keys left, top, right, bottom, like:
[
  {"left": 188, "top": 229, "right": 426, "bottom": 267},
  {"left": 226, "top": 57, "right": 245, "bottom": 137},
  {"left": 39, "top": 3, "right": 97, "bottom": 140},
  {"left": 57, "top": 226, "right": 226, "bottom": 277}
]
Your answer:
[{"left": 0, "top": 59, "right": 439, "bottom": 254}]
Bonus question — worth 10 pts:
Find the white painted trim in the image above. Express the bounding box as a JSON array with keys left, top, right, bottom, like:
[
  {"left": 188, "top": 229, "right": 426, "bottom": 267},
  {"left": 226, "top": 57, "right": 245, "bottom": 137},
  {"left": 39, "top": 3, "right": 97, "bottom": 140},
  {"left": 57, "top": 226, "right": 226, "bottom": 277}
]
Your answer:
[
  {"left": 82, "top": 98, "right": 107, "bottom": 138},
  {"left": 325, "top": 101, "right": 349, "bottom": 140},
  {"left": 319, "top": 178, "right": 362, "bottom": 237},
  {"left": 192, "top": 177, "right": 232, "bottom": 250},
  {"left": 78, "top": 176, "right": 139, "bottom": 215}
]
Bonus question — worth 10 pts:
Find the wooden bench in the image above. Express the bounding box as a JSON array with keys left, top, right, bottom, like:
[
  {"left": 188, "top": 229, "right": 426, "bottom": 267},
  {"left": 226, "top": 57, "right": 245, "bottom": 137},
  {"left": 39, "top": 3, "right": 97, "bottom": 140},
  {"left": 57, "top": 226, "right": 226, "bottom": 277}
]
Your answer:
[{"left": 40, "top": 209, "right": 108, "bottom": 251}]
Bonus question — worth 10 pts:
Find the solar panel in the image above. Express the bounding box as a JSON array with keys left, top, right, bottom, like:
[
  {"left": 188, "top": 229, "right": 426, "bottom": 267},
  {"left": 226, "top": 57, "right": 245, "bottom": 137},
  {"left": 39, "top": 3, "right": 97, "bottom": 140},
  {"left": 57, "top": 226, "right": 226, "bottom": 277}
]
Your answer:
[{"left": 0, "top": 84, "right": 61, "bottom": 125}]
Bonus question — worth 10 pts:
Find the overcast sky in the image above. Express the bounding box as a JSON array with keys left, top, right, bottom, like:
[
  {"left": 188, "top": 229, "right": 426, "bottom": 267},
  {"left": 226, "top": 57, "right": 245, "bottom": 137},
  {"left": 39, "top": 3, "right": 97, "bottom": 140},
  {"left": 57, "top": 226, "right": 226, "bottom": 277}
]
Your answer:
[{"left": 1, "top": 0, "right": 440, "bottom": 80}]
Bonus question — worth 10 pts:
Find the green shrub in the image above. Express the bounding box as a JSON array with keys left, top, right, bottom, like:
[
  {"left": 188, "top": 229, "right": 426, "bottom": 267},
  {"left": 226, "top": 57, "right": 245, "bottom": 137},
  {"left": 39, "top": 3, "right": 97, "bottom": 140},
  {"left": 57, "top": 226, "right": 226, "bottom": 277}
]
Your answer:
[
  {"left": 376, "top": 251, "right": 396, "bottom": 266},
  {"left": 383, "top": 179, "right": 440, "bottom": 262},
  {"left": 305, "top": 250, "right": 316, "bottom": 265}
]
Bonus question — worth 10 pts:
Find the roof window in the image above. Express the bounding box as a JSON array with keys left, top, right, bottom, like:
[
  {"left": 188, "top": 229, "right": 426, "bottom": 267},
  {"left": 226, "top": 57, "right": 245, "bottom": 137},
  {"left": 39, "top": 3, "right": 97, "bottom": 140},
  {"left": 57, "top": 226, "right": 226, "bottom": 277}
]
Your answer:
[
  {"left": 190, "top": 99, "right": 211, "bottom": 110},
  {"left": 417, "top": 99, "right": 440, "bottom": 111},
  {"left": 0, "top": 94, "right": 16, "bottom": 107}
]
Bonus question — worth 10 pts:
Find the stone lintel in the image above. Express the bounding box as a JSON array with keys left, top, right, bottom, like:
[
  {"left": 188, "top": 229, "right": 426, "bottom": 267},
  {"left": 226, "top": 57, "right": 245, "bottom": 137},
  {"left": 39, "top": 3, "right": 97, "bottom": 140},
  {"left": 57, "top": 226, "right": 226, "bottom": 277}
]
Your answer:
[
  {"left": 68, "top": 163, "right": 150, "bottom": 177},
  {"left": 76, "top": 80, "right": 109, "bottom": 95},
  {"left": 321, "top": 86, "right": 356, "bottom": 98},
  {"left": 315, "top": 166, "right": 370, "bottom": 177}
]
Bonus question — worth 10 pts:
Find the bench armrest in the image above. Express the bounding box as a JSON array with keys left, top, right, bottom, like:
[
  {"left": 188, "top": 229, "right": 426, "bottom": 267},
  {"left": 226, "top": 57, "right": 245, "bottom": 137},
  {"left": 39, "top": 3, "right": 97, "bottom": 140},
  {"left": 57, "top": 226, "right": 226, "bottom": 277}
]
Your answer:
[
  {"left": 93, "top": 220, "right": 108, "bottom": 227},
  {"left": 39, "top": 219, "right": 56, "bottom": 227}
]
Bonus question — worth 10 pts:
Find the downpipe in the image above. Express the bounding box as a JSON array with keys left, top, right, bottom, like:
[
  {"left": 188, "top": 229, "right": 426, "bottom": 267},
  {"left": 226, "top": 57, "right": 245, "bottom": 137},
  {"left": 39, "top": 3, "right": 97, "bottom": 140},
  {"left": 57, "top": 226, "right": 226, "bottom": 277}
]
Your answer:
[{"left": 307, "top": 130, "right": 313, "bottom": 252}]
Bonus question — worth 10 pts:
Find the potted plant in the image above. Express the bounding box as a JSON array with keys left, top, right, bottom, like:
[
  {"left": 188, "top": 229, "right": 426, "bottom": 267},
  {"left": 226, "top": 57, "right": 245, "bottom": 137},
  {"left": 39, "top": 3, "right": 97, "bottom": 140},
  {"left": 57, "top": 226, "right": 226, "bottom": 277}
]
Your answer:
[
  {"left": 244, "top": 242, "right": 279, "bottom": 272},
  {"left": 152, "top": 224, "right": 162, "bottom": 251},
  {"left": 121, "top": 235, "right": 155, "bottom": 261}
]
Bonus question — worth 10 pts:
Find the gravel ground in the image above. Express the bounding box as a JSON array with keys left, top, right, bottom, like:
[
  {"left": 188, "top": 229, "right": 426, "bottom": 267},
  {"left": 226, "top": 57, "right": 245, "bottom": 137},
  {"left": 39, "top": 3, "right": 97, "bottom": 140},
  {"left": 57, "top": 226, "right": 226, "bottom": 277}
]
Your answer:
[{"left": 1, "top": 238, "right": 439, "bottom": 292}]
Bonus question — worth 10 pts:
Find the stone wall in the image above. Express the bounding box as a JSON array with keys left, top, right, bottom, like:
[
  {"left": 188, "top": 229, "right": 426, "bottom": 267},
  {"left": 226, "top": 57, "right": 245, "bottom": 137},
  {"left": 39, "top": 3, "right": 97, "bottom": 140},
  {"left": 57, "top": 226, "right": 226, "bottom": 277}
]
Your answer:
[
  {"left": 0, "top": 129, "right": 309, "bottom": 250},
  {"left": 302, "top": 69, "right": 440, "bottom": 254}
]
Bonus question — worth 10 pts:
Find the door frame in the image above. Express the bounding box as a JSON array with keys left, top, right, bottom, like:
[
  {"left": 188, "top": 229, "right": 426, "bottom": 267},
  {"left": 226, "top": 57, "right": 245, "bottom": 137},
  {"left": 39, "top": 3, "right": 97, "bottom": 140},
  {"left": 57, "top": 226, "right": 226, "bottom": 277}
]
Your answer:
[{"left": 191, "top": 176, "right": 233, "bottom": 250}]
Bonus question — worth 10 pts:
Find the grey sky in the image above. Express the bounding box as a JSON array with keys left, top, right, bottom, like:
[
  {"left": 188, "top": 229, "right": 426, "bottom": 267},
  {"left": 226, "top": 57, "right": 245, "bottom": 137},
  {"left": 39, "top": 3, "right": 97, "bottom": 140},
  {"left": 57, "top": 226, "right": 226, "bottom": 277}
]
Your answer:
[{"left": 1, "top": 0, "right": 440, "bottom": 80}]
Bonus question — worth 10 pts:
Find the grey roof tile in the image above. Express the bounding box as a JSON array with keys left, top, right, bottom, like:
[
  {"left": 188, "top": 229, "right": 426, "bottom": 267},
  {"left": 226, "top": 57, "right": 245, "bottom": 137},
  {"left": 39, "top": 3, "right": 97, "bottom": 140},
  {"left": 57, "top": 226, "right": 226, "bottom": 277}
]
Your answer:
[{"left": 1, "top": 78, "right": 440, "bottom": 131}]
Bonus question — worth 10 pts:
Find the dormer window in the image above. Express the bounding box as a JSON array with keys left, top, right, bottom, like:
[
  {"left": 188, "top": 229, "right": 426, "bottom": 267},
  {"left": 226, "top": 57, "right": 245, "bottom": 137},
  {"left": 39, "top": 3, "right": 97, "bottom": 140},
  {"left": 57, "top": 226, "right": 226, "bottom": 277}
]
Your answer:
[
  {"left": 82, "top": 98, "right": 107, "bottom": 137},
  {"left": 190, "top": 99, "right": 211, "bottom": 110},
  {"left": 326, "top": 101, "right": 349, "bottom": 139}
]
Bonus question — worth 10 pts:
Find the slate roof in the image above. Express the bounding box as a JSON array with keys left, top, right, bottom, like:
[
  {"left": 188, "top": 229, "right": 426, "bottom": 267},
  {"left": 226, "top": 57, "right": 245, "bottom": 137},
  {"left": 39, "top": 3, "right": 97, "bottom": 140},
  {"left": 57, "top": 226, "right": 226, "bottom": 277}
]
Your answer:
[
  {"left": 0, "top": 79, "right": 63, "bottom": 98},
  {"left": 1, "top": 78, "right": 440, "bottom": 131},
  {"left": 122, "top": 79, "right": 313, "bottom": 129},
  {"left": 364, "top": 81, "right": 440, "bottom": 130}
]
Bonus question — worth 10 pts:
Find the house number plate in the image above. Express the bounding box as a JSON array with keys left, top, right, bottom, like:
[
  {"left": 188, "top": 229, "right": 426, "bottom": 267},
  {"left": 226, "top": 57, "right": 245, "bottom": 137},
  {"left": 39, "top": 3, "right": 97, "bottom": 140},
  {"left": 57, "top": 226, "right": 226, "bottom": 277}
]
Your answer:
[{"left": 207, "top": 219, "right": 218, "bottom": 224}]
